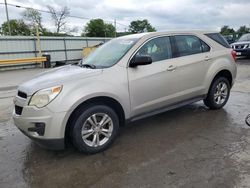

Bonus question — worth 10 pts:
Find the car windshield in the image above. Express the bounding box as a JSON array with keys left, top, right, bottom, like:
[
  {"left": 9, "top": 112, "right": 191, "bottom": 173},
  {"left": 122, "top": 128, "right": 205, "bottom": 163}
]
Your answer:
[
  {"left": 81, "top": 37, "right": 138, "bottom": 68},
  {"left": 238, "top": 34, "right": 250, "bottom": 42}
]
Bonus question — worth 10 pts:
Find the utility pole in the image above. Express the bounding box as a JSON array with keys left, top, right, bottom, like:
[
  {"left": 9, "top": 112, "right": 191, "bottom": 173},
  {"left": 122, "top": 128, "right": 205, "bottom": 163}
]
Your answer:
[
  {"left": 114, "top": 19, "right": 116, "bottom": 37},
  {"left": 36, "top": 25, "right": 42, "bottom": 57},
  {"left": 36, "top": 25, "right": 43, "bottom": 67},
  {"left": 4, "top": 0, "right": 11, "bottom": 35}
]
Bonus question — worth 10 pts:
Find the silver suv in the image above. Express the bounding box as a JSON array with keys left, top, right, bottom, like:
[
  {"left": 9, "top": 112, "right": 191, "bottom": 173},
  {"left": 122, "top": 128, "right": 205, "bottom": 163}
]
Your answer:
[{"left": 13, "top": 31, "right": 237, "bottom": 154}]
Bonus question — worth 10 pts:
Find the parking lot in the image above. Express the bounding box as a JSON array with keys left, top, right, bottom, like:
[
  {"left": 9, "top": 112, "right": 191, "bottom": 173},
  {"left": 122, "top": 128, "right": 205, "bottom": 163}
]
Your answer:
[{"left": 0, "top": 59, "right": 250, "bottom": 188}]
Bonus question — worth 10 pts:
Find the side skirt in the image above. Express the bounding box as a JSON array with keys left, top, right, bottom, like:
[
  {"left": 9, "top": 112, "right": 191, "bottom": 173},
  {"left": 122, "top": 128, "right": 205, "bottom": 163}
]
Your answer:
[{"left": 128, "top": 95, "right": 206, "bottom": 123}]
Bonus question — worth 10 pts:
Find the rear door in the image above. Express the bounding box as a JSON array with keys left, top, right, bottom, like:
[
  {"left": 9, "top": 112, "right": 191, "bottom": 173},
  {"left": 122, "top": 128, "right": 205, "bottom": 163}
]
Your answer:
[{"left": 172, "top": 35, "right": 211, "bottom": 100}]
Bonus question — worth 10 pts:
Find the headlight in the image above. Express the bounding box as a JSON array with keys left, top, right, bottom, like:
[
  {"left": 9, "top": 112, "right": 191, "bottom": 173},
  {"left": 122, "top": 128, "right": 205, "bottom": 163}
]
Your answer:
[{"left": 29, "top": 85, "right": 62, "bottom": 108}]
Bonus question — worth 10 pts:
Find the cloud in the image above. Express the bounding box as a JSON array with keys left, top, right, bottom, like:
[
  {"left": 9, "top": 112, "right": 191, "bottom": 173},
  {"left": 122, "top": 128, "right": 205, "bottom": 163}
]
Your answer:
[{"left": 0, "top": 0, "right": 250, "bottom": 35}]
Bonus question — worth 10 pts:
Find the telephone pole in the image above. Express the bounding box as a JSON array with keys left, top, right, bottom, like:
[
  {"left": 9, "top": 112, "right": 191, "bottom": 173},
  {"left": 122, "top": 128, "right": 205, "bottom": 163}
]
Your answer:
[{"left": 4, "top": 0, "right": 11, "bottom": 35}]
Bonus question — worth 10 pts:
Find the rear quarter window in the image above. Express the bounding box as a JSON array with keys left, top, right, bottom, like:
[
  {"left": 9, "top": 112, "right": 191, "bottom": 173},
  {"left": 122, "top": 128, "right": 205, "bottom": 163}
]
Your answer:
[
  {"left": 201, "top": 40, "right": 210, "bottom": 52},
  {"left": 205, "top": 33, "right": 231, "bottom": 48}
]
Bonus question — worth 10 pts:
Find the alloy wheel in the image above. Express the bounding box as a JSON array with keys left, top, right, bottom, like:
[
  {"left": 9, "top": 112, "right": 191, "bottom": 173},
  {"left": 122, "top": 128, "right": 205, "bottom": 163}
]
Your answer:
[
  {"left": 81, "top": 113, "right": 113, "bottom": 147},
  {"left": 214, "top": 81, "right": 228, "bottom": 105}
]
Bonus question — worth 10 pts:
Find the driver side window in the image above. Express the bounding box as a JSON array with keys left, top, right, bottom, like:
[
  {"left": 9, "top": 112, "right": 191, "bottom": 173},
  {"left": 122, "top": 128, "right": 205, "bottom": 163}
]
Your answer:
[{"left": 135, "top": 36, "right": 172, "bottom": 63}]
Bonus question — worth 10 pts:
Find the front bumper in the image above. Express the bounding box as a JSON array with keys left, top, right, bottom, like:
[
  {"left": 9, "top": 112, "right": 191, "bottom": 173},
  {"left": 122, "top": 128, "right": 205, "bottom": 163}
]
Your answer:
[
  {"left": 13, "top": 95, "right": 67, "bottom": 150},
  {"left": 18, "top": 128, "right": 64, "bottom": 150},
  {"left": 234, "top": 49, "right": 250, "bottom": 57}
]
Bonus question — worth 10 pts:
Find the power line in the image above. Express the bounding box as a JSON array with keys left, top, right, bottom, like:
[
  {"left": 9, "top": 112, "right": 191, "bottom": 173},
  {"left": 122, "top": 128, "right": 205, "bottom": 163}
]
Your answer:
[
  {"left": 0, "top": 2, "right": 130, "bottom": 28},
  {"left": 0, "top": 3, "right": 91, "bottom": 19}
]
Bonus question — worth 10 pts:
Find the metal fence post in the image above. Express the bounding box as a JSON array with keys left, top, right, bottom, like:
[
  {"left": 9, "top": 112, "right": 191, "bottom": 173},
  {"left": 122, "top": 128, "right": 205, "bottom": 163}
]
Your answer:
[
  {"left": 63, "top": 38, "right": 68, "bottom": 62},
  {"left": 33, "top": 37, "right": 37, "bottom": 57},
  {"left": 86, "top": 37, "right": 89, "bottom": 47},
  {"left": 33, "top": 37, "right": 38, "bottom": 67}
]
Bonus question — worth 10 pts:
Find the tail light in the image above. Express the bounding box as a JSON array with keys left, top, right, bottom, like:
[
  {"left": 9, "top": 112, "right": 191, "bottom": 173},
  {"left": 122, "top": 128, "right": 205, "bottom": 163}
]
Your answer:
[{"left": 231, "top": 50, "right": 237, "bottom": 61}]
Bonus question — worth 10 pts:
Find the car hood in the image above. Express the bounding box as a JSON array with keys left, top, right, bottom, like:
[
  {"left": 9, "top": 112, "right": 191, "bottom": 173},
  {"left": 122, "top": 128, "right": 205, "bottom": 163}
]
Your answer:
[
  {"left": 18, "top": 65, "right": 102, "bottom": 96},
  {"left": 231, "top": 41, "right": 250, "bottom": 45}
]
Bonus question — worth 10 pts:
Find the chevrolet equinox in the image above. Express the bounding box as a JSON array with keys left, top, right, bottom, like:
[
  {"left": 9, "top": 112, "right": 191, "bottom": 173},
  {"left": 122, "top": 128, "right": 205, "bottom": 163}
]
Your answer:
[{"left": 13, "top": 31, "right": 237, "bottom": 154}]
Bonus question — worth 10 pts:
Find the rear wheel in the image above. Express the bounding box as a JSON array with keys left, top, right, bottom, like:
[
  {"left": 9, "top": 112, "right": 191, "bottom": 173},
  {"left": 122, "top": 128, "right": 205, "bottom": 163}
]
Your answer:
[
  {"left": 203, "top": 77, "right": 230, "bottom": 109},
  {"left": 72, "top": 105, "right": 119, "bottom": 154}
]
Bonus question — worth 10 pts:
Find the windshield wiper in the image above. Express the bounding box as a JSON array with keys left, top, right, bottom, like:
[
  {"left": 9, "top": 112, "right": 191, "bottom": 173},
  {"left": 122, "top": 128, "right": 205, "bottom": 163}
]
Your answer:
[{"left": 80, "top": 64, "right": 96, "bottom": 69}]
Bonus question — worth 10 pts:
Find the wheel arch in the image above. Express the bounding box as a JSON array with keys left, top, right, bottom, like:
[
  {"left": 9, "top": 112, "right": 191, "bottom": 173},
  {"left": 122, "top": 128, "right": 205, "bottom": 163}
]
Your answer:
[
  {"left": 204, "top": 68, "right": 233, "bottom": 98},
  {"left": 64, "top": 96, "right": 126, "bottom": 143},
  {"left": 211, "top": 69, "right": 233, "bottom": 88},
  {"left": 211, "top": 69, "right": 233, "bottom": 87}
]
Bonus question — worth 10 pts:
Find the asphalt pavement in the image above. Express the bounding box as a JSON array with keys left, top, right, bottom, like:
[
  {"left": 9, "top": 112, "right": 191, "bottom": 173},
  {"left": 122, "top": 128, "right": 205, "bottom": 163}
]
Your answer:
[{"left": 0, "top": 59, "right": 250, "bottom": 188}]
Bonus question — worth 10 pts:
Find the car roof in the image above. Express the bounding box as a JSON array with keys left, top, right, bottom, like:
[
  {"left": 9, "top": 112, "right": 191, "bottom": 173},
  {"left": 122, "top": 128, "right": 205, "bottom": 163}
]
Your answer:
[{"left": 119, "top": 30, "right": 217, "bottom": 40}]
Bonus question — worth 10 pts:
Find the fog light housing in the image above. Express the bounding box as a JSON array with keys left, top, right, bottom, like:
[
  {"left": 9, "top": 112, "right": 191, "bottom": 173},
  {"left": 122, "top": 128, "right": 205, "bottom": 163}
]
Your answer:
[{"left": 28, "top": 123, "right": 45, "bottom": 136}]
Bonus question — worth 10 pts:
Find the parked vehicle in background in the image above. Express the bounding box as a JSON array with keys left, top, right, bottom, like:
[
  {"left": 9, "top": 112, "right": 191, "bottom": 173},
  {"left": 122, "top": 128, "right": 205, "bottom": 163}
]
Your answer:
[
  {"left": 231, "top": 33, "right": 250, "bottom": 58},
  {"left": 13, "top": 31, "right": 237, "bottom": 154},
  {"left": 223, "top": 35, "right": 235, "bottom": 44}
]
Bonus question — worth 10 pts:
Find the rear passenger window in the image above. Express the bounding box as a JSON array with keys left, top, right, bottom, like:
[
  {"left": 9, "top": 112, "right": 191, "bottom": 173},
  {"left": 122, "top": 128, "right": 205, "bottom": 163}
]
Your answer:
[
  {"left": 136, "top": 36, "right": 172, "bottom": 63},
  {"left": 174, "top": 35, "right": 202, "bottom": 56}
]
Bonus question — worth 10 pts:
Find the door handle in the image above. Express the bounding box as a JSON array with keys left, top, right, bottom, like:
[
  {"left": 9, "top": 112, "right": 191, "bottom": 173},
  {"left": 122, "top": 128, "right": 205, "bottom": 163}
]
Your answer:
[
  {"left": 167, "top": 65, "right": 177, "bottom": 71},
  {"left": 204, "top": 56, "right": 212, "bottom": 61}
]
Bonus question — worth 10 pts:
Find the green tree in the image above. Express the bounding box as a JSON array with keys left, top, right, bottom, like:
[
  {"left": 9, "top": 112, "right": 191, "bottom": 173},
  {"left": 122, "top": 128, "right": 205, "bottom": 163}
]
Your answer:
[
  {"left": 220, "top": 25, "right": 235, "bottom": 35},
  {"left": 116, "top": 31, "right": 132, "bottom": 37},
  {"left": 129, "top": 19, "right": 156, "bottom": 33},
  {"left": 41, "top": 30, "right": 72, "bottom": 36},
  {"left": 237, "top": 25, "right": 250, "bottom": 35},
  {"left": 83, "top": 19, "right": 116, "bottom": 37},
  {"left": 105, "top": 23, "right": 116, "bottom": 37},
  {"left": 0, "top": 19, "right": 31, "bottom": 36},
  {"left": 22, "top": 8, "right": 45, "bottom": 34}
]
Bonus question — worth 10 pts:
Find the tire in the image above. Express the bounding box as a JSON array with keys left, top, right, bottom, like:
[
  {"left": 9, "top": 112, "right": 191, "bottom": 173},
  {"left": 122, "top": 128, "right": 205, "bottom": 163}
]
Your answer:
[
  {"left": 72, "top": 105, "right": 119, "bottom": 154},
  {"left": 203, "top": 77, "right": 230, "bottom": 110}
]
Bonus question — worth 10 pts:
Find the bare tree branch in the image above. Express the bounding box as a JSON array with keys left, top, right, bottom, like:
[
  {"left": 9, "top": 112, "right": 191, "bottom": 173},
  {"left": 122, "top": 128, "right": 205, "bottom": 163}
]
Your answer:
[{"left": 47, "top": 6, "right": 70, "bottom": 33}]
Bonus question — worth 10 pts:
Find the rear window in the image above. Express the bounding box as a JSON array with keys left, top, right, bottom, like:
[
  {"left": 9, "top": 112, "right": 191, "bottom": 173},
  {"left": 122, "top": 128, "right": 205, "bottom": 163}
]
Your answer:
[{"left": 205, "top": 33, "right": 230, "bottom": 48}]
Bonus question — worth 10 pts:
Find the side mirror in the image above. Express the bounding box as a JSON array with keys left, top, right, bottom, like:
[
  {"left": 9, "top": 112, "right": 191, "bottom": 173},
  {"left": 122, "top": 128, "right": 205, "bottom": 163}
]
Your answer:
[{"left": 129, "top": 55, "right": 152, "bottom": 67}]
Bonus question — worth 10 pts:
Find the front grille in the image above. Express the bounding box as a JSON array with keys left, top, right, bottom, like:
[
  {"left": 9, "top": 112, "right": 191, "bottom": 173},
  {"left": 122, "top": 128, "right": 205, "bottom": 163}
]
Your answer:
[
  {"left": 236, "top": 45, "right": 243, "bottom": 49},
  {"left": 17, "top": 91, "right": 27, "bottom": 99},
  {"left": 15, "top": 105, "right": 23, "bottom": 115}
]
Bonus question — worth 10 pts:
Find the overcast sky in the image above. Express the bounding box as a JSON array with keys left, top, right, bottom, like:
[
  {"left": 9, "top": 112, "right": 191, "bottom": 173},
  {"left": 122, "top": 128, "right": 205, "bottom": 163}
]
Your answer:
[{"left": 0, "top": 0, "right": 250, "bottom": 35}]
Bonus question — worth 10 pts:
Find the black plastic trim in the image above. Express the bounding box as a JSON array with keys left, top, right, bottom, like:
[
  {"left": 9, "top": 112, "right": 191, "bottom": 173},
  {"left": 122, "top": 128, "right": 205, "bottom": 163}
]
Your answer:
[
  {"left": 170, "top": 36, "right": 179, "bottom": 58},
  {"left": 19, "top": 128, "right": 65, "bottom": 150},
  {"left": 127, "top": 95, "right": 206, "bottom": 122},
  {"left": 15, "top": 105, "right": 23, "bottom": 115},
  {"left": 17, "top": 91, "right": 27, "bottom": 99}
]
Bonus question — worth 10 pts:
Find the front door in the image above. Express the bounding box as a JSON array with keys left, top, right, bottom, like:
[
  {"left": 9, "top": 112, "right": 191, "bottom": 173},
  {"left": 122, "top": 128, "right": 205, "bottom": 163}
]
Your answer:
[{"left": 128, "top": 36, "right": 180, "bottom": 117}]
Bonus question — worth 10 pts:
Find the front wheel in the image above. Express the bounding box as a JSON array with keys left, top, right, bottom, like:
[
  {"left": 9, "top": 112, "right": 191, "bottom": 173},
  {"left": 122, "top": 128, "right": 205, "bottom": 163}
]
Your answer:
[
  {"left": 72, "top": 105, "right": 119, "bottom": 154},
  {"left": 203, "top": 77, "right": 230, "bottom": 109}
]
